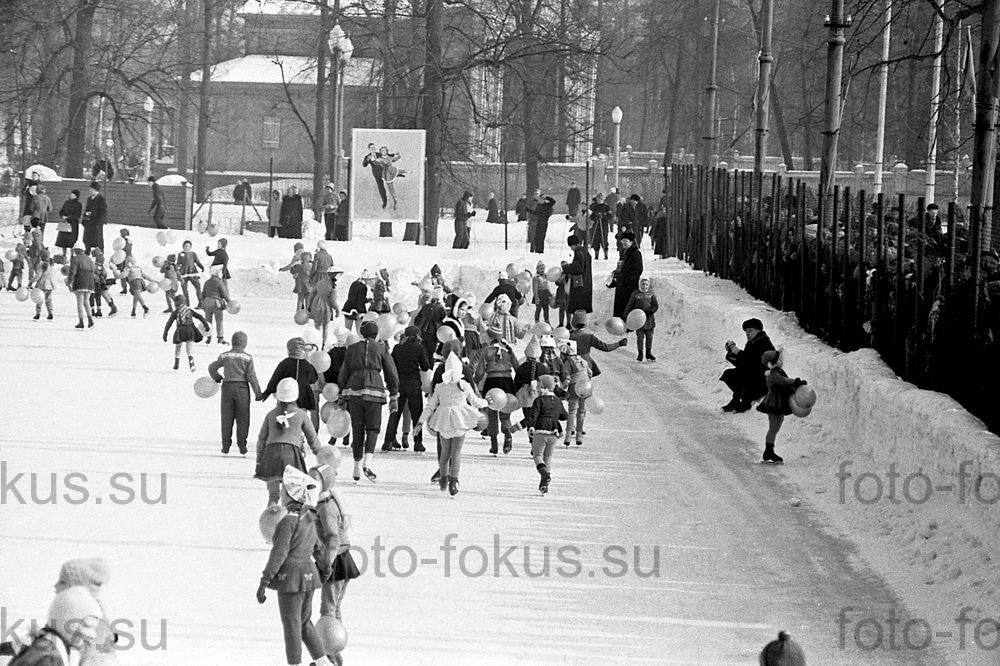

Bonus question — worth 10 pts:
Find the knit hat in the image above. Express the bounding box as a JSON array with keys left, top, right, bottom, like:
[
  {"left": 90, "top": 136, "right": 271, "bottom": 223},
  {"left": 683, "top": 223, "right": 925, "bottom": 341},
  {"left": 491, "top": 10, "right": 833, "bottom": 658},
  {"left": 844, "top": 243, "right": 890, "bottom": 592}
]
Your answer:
[
  {"left": 538, "top": 374, "right": 556, "bottom": 391},
  {"left": 286, "top": 337, "right": 306, "bottom": 354},
  {"left": 276, "top": 377, "right": 299, "bottom": 403},
  {"left": 54, "top": 559, "right": 109, "bottom": 596},
  {"left": 758, "top": 631, "right": 806, "bottom": 666},
  {"left": 431, "top": 264, "right": 442, "bottom": 277},
  {"left": 524, "top": 335, "right": 542, "bottom": 360},
  {"left": 536, "top": 261, "right": 546, "bottom": 272},
  {"left": 48, "top": 586, "right": 103, "bottom": 645},
  {"left": 567, "top": 235, "right": 580, "bottom": 246},
  {"left": 282, "top": 465, "right": 318, "bottom": 506},
  {"left": 761, "top": 350, "right": 780, "bottom": 367},
  {"left": 572, "top": 310, "right": 588, "bottom": 328},
  {"left": 629, "top": 193, "right": 641, "bottom": 202},
  {"left": 497, "top": 270, "right": 506, "bottom": 281},
  {"left": 559, "top": 339, "right": 577, "bottom": 355},
  {"left": 360, "top": 320, "right": 379, "bottom": 339},
  {"left": 442, "top": 353, "right": 464, "bottom": 383},
  {"left": 404, "top": 325, "right": 421, "bottom": 338},
  {"left": 742, "top": 318, "right": 764, "bottom": 331},
  {"left": 486, "top": 320, "right": 504, "bottom": 340},
  {"left": 231, "top": 331, "right": 248, "bottom": 348}
]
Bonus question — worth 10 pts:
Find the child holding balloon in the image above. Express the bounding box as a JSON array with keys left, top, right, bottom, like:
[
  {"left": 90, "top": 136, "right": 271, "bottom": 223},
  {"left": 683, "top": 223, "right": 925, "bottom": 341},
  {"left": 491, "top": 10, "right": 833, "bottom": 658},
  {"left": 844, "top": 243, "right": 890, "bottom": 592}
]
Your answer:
[
  {"left": 559, "top": 339, "right": 592, "bottom": 447},
  {"left": 202, "top": 265, "right": 231, "bottom": 343},
  {"left": 531, "top": 261, "right": 552, "bottom": 324},
  {"left": 160, "top": 253, "right": 179, "bottom": 313},
  {"left": 308, "top": 267, "right": 342, "bottom": 349},
  {"left": 756, "top": 350, "right": 807, "bottom": 464},
  {"left": 121, "top": 256, "right": 153, "bottom": 318},
  {"left": 5, "top": 243, "right": 25, "bottom": 291},
  {"left": 624, "top": 277, "right": 659, "bottom": 362},
  {"left": 90, "top": 248, "right": 118, "bottom": 317},
  {"left": 115, "top": 229, "right": 132, "bottom": 294},
  {"left": 474, "top": 323, "right": 519, "bottom": 455},
  {"left": 31, "top": 261, "right": 54, "bottom": 320},
  {"left": 516, "top": 374, "right": 568, "bottom": 494},
  {"left": 163, "top": 294, "right": 211, "bottom": 371}
]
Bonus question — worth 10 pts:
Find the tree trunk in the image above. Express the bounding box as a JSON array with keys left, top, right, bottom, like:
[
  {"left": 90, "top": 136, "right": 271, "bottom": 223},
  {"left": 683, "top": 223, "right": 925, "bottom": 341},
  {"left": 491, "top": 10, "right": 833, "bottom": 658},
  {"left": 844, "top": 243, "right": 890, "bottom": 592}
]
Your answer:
[
  {"left": 972, "top": 0, "right": 1000, "bottom": 255},
  {"left": 64, "top": 0, "right": 98, "bottom": 178},
  {"left": 176, "top": 0, "right": 193, "bottom": 177},
  {"left": 39, "top": 17, "right": 62, "bottom": 169},
  {"left": 771, "top": 80, "right": 794, "bottom": 171},
  {"left": 800, "top": 62, "right": 814, "bottom": 171},
  {"left": 312, "top": 0, "right": 329, "bottom": 218},
  {"left": 195, "top": 0, "right": 213, "bottom": 201},
  {"left": 422, "top": 0, "right": 443, "bottom": 246},
  {"left": 662, "top": 37, "right": 687, "bottom": 183}
]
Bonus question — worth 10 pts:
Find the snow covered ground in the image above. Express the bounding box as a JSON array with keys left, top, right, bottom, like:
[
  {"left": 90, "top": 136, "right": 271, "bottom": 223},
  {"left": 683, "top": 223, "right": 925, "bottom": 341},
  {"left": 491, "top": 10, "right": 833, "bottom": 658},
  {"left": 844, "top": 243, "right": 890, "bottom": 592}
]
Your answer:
[{"left": 1, "top": 218, "right": 998, "bottom": 664}]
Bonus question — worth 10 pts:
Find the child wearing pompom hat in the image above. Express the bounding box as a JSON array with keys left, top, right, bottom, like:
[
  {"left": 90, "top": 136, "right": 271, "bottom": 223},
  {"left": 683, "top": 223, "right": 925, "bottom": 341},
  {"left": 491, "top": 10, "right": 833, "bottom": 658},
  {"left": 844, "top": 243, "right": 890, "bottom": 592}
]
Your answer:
[
  {"left": 759, "top": 630, "right": 806, "bottom": 665},
  {"left": 418, "top": 353, "right": 489, "bottom": 496},
  {"left": 257, "top": 466, "right": 335, "bottom": 666},
  {"left": 756, "top": 350, "right": 806, "bottom": 464}
]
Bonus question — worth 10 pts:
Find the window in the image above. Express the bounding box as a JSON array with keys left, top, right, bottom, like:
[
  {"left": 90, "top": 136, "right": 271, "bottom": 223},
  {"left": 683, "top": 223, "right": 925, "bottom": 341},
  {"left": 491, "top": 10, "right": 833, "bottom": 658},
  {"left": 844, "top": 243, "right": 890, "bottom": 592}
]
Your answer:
[{"left": 263, "top": 116, "right": 281, "bottom": 149}]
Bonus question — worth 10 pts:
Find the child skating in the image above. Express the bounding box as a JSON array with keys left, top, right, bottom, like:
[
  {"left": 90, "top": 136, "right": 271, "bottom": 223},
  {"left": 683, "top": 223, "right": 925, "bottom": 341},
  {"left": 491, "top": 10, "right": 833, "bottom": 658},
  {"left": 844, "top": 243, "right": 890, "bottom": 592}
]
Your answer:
[
  {"left": 205, "top": 238, "right": 231, "bottom": 280},
  {"left": 5, "top": 243, "right": 25, "bottom": 290},
  {"left": 162, "top": 294, "right": 211, "bottom": 371},
  {"left": 624, "top": 276, "right": 659, "bottom": 361},
  {"left": 559, "top": 339, "right": 592, "bottom": 447},
  {"left": 308, "top": 267, "right": 342, "bottom": 349},
  {"left": 160, "top": 253, "right": 179, "bottom": 312},
  {"left": 176, "top": 239, "right": 205, "bottom": 309},
  {"left": 418, "top": 353, "right": 489, "bottom": 497},
  {"left": 207, "top": 331, "right": 263, "bottom": 455},
  {"left": 255, "top": 378, "right": 323, "bottom": 504},
  {"left": 32, "top": 261, "right": 54, "bottom": 320},
  {"left": 121, "top": 256, "right": 153, "bottom": 317},
  {"left": 256, "top": 465, "right": 336, "bottom": 666},
  {"left": 90, "top": 248, "right": 118, "bottom": 317},
  {"left": 116, "top": 228, "right": 132, "bottom": 294},
  {"left": 473, "top": 322, "right": 519, "bottom": 455},
  {"left": 531, "top": 261, "right": 552, "bottom": 324},
  {"left": 511, "top": 374, "right": 567, "bottom": 494},
  {"left": 202, "top": 265, "right": 230, "bottom": 344},
  {"left": 756, "top": 350, "right": 807, "bottom": 464}
]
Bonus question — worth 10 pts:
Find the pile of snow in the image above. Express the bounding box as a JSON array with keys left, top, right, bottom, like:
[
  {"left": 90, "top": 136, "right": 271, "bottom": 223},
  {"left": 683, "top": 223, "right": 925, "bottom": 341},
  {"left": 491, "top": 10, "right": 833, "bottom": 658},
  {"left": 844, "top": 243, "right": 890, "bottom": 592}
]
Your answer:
[{"left": 646, "top": 258, "right": 1000, "bottom": 635}]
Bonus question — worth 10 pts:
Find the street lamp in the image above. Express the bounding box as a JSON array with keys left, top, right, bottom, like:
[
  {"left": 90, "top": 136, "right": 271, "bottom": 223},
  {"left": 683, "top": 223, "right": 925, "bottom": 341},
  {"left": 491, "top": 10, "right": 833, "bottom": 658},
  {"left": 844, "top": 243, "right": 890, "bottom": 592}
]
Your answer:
[
  {"left": 329, "top": 25, "right": 354, "bottom": 189},
  {"left": 611, "top": 105, "right": 623, "bottom": 191}
]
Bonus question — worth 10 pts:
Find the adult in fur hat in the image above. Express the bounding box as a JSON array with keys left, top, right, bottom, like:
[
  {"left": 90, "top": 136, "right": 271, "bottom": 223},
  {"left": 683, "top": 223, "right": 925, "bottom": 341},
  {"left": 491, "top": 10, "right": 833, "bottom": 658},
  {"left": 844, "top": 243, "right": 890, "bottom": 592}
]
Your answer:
[
  {"left": 720, "top": 317, "right": 775, "bottom": 413},
  {"left": 611, "top": 230, "right": 643, "bottom": 319},
  {"left": 562, "top": 235, "right": 593, "bottom": 314}
]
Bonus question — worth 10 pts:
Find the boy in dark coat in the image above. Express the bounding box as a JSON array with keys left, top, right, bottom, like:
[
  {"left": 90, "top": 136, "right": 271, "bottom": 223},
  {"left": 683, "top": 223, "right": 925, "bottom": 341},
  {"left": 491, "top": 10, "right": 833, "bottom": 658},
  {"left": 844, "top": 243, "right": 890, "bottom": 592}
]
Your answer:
[
  {"left": 720, "top": 317, "right": 776, "bottom": 412},
  {"left": 261, "top": 337, "right": 320, "bottom": 427},
  {"left": 414, "top": 287, "right": 447, "bottom": 360},
  {"left": 568, "top": 310, "right": 627, "bottom": 377},
  {"left": 383, "top": 326, "right": 431, "bottom": 452}
]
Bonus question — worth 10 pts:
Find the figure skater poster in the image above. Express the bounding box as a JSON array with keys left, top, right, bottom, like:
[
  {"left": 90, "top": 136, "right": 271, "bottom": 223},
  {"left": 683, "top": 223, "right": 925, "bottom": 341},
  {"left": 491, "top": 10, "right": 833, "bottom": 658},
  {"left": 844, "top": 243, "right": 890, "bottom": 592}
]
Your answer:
[{"left": 349, "top": 128, "right": 426, "bottom": 226}]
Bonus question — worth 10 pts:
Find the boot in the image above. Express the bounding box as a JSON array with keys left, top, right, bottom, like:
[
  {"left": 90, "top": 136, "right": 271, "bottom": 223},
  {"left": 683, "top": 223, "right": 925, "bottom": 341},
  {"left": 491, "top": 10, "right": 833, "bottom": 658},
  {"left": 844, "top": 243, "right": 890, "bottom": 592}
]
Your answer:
[
  {"left": 46, "top": 313, "right": 52, "bottom": 320},
  {"left": 75, "top": 319, "right": 85, "bottom": 329},
  {"left": 352, "top": 461, "right": 362, "bottom": 483},
  {"left": 439, "top": 473, "right": 449, "bottom": 492},
  {"left": 188, "top": 355, "right": 196, "bottom": 372},
  {"left": 86, "top": 317, "right": 94, "bottom": 328},
  {"left": 173, "top": 357, "right": 180, "bottom": 371},
  {"left": 448, "top": 477, "right": 460, "bottom": 496},
  {"left": 413, "top": 432, "right": 425, "bottom": 453},
  {"left": 108, "top": 304, "right": 118, "bottom": 317},
  {"left": 489, "top": 437, "right": 498, "bottom": 456},
  {"left": 721, "top": 397, "right": 740, "bottom": 412},
  {"left": 431, "top": 469, "right": 441, "bottom": 484},
  {"left": 32, "top": 313, "right": 40, "bottom": 320},
  {"left": 381, "top": 437, "right": 396, "bottom": 452},
  {"left": 502, "top": 433, "right": 512, "bottom": 455},
  {"left": 401, "top": 433, "right": 410, "bottom": 450},
  {"left": 363, "top": 467, "right": 377, "bottom": 483},
  {"left": 762, "top": 443, "right": 783, "bottom": 464},
  {"left": 95, "top": 308, "right": 103, "bottom": 318},
  {"left": 732, "top": 399, "right": 752, "bottom": 413}
]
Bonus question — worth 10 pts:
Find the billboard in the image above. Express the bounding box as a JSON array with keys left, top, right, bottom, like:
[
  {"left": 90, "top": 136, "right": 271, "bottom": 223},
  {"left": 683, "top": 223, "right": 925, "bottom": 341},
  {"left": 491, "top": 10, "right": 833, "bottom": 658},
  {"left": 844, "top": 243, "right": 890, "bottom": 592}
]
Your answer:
[{"left": 349, "top": 128, "right": 426, "bottom": 226}]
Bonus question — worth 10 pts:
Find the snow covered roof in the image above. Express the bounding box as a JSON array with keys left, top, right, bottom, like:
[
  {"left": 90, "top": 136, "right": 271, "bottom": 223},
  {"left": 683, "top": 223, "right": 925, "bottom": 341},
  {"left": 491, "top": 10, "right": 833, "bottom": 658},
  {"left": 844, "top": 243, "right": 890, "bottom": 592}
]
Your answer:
[
  {"left": 191, "top": 55, "right": 378, "bottom": 87},
  {"left": 238, "top": 0, "right": 318, "bottom": 16}
]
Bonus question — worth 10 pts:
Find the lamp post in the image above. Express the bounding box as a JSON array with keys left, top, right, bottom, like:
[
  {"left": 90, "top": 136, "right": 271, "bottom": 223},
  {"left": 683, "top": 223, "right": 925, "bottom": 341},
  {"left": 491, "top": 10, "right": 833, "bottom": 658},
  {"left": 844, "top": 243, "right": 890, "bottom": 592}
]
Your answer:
[
  {"left": 611, "top": 105, "right": 623, "bottom": 191},
  {"left": 144, "top": 96, "right": 155, "bottom": 180},
  {"left": 328, "top": 25, "right": 353, "bottom": 191}
]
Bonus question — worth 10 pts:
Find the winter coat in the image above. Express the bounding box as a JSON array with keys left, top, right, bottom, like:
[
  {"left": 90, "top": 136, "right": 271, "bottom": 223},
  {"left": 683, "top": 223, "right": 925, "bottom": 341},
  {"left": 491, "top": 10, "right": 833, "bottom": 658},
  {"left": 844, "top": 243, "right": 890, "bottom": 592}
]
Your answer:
[
  {"left": 164, "top": 304, "right": 209, "bottom": 344},
  {"left": 268, "top": 197, "right": 282, "bottom": 228},
  {"left": 486, "top": 197, "right": 500, "bottom": 223},
  {"left": 391, "top": 338, "right": 431, "bottom": 392},
  {"left": 757, "top": 367, "right": 801, "bottom": 416},
  {"left": 55, "top": 199, "right": 82, "bottom": 249},
  {"left": 279, "top": 194, "right": 304, "bottom": 238},
  {"left": 532, "top": 274, "right": 552, "bottom": 307},
  {"left": 487, "top": 310, "right": 522, "bottom": 344},
  {"left": 177, "top": 250, "right": 204, "bottom": 279},
  {"left": 201, "top": 276, "right": 230, "bottom": 311},
  {"left": 323, "top": 346, "right": 347, "bottom": 385},
  {"left": 566, "top": 187, "right": 581, "bottom": 216},
  {"left": 472, "top": 342, "right": 518, "bottom": 386},
  {"left": 613, "top": 244, "right": 643, "bottom": 318},
  {"left": 568, "top": 329, "right": 620, "bottom": 377},
  {"left": 342, "top": 279, "right": 369, "bottom": 319},
  {"left": 423, "top": 380, "right": 488, "bottom": 438},
  {"left": 308, "top": 279, "right": 338, "bottom": 324},
  {"left": 562, "top": 245, "right": 593, "bottom": 313},
  {"left": 414, "top": 301, "right": 446, "bottom": 358},
  {"left": 310, "top": 249, "right": 334, "bottom": 282},
  {"left": 338, "top": 338, "right": 399, "bottom": 404},
  {"left": 721, "top": 331, "right": 775, "bottom": 400},
  {"left": 623, "top": 289, "right": 659, "bottom": 330},
  {"left": 522, "top": 392, "right": 568, "bottom": 434},
  {"left": 562, "top": 355, "right": 592, "bottom": 400},
  {"left": 263, "top": 358, "right": 319, "bottom": 411},
  {"left": 484, "top": 280, "right": 523, "bottom": 313},
  {"left": 205, "top": 248, "right": 231, "bottom": 280},
  {"left": 68, "top": 254, "right": 96, "bottom": 293},
  {"left": 255, "top": 404, "right": 322, "bottom": 479},
  {"left": 260, "top": 505, "right": 328, "bottom": 593},
  {"left": 82, "top": 194, "right": 106, "bottom": 249}
]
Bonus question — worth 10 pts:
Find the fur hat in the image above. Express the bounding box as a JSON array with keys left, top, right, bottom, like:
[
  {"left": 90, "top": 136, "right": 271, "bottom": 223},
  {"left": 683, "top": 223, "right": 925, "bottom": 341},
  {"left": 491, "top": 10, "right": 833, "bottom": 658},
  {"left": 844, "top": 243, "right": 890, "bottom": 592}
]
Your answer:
[
  {"left": 48, "top": 586, "right": 103, "bottom": 645},
  {"left": 404, "top": 325, "right": 421, "bottom": 338},
  {"left": 619, "top": 230, "right": 636, "bottom": 242},
  {"left": 572, "top": 310, "right": 588, "bottom": 328},
  {"left": 452, "top": 296, "right": 469, "bottom": 318},
  {"left": 360, "top": 320, "right": 379, "bottom": 339},
  {"left": 538, "top": 374, "right": 557, "bottom": 391},
  {"left": 55, "top": 559, "right": 109, "bottom": 596},
  {"left": 524, "top": 335, "right": 542, "bottom": 360},
  {"left": 276, "top": 377, "right": 299, "bottom": 403},
  {"left": 758, "top": 631, "right": 806, "bottom": 666},
  {"left": 742, "top": 317, "right": 764, "bottom": 331}
]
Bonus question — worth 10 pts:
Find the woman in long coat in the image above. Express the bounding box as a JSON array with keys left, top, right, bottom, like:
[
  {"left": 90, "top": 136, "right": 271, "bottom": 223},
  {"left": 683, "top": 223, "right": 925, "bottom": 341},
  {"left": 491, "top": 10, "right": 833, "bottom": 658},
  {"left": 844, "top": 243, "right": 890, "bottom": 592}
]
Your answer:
[
  {"left": 279, "top": 186, "right": 303, "bottom": 239},
  {"left": 453, "top": 191, "right": 474, "bottom": 249},
  {"left": 561, "top": 235, "right": 593, "bottom": 314},
  {"left": 613, "top": 231, "right": 643, "bottom": 318},
  {"left": 56, "top": 190, "right": 83, "bottom": 258},
  {"left": 267, "top": 189, "right": 282, "bottom": 238}
]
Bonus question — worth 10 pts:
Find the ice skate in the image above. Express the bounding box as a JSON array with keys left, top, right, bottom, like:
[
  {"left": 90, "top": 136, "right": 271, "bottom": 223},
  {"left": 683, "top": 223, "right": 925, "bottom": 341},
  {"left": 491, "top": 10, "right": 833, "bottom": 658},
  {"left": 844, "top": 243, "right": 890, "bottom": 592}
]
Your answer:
[
  {"left": 431, "top": 469, "right": 441, "bottom": 484},
  {"left": 363, "top": 467, "right": 377, "bottom": 483},
  {"left": 173, "top": 358, "right": 180, "bottom": 371},
  {"left": 188, "top": 356, "right": 196, "bottom": 372},
  {"left": 401, "top": 433, "right": 410, "bottom": 450},
  {"left": 762, "top": 444, "right": 784, "bottom": 464},
  {"left": 439, "top": 473, "right": 448, "bottom": 491},
  {"left": 502, "top": 434, "right": 512, "bottom": 455},
  {"left": 448, "top": 477, "right": 459, "bottom": 497}
]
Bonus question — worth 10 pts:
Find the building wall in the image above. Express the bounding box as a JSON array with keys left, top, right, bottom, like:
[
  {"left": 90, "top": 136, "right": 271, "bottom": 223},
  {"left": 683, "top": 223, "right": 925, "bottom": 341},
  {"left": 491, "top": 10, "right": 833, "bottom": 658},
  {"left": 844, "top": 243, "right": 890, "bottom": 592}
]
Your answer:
[{"left": 40, "top": 179, "right": 192, "bottom": 230}]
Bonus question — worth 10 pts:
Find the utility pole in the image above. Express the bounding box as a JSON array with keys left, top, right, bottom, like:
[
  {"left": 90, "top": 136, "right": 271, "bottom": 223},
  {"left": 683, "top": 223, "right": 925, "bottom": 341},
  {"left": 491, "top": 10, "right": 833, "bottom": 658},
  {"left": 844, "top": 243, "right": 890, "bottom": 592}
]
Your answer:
[
  {"left": 702, "top": 0, "right": 720, "bottom": 168},
  {"left": 925, "top": 0, "right": 944, "bottom": 204},
  {"left": 873, "top": 0, "right": 891, "bottom": 195},
  {"left": 753, "top": 0, "right": 774, "bottom": 175},
  {"left": 312, "top": 0, "right": 329, "bottom": 219},
  {"left": 820, "top": 0, "right": 851, "bottom": 226}
]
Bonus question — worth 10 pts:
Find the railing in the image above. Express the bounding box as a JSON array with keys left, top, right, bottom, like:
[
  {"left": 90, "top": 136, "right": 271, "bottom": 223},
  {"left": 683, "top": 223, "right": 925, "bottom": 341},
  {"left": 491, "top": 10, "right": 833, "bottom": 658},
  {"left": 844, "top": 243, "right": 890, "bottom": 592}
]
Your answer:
[{"left": 663, "top": 164, "right": 997, "bottom": 434}]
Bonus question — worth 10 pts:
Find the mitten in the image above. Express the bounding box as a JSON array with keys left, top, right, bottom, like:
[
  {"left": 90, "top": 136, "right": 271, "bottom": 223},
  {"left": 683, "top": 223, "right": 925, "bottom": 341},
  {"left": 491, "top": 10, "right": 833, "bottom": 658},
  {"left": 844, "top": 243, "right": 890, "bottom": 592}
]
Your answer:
[
  {"left": 619, "top": 338, "right": 628, "bottom": 347},
  {"left": 388, "top": 396, "right": 399, "bottom": 413},
  {"left": 256, "top": 583, "right": 267, "bottom": 604}
]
